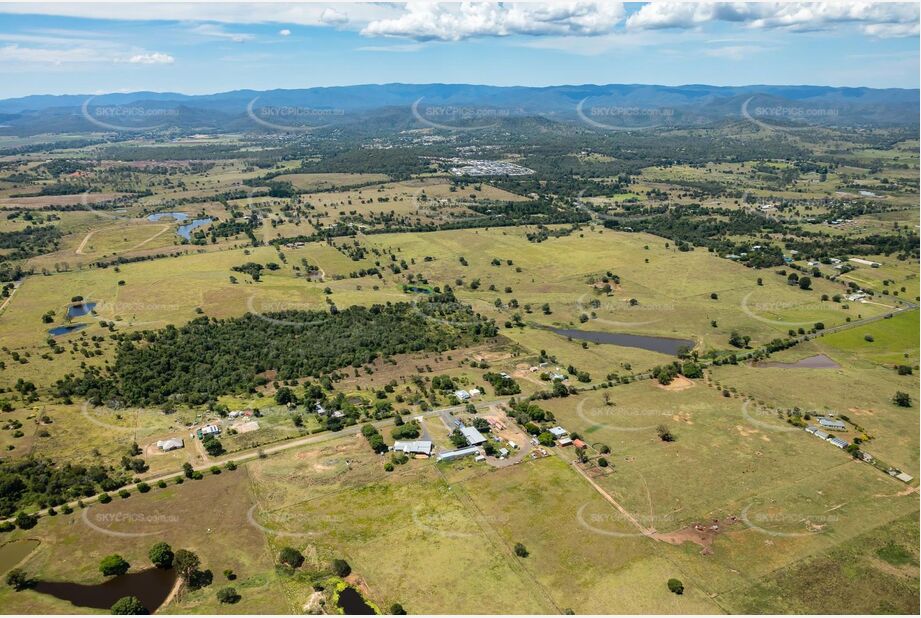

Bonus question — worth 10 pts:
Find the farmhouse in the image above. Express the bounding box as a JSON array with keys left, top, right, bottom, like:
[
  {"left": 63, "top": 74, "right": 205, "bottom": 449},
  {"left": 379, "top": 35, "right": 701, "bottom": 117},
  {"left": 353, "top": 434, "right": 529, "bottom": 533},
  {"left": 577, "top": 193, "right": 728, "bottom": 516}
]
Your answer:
[
  {"left": 436, "top": 446, "right": 480, "bottom": 462},
  {"left": 548, "top": 426, "right": 568, "bottom": 439},
  {"left": 460, "top": 425, "right": 487, "bottom": 446},
  {"left": 819, "top": 418, "right": 846, "bottom": 431},
  {"left": 393, "top": 440, "right": 434, "bottom": 456},
  {"left": 197, "top": 424, "right": 220, "bottom": 439},
  {"left": 156, "top": 438, "right": 184, "bottom": 452},
  {"left": 454, "top": 390, "right": 471, "bottom": 401}
]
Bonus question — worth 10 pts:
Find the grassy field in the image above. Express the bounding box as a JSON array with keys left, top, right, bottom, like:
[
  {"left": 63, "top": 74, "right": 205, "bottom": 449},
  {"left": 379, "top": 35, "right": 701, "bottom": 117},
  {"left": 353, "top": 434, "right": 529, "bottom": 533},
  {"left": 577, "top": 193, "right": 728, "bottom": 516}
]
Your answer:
[{"left": 0, "top": 470, "right": 290, "bottom": 614}]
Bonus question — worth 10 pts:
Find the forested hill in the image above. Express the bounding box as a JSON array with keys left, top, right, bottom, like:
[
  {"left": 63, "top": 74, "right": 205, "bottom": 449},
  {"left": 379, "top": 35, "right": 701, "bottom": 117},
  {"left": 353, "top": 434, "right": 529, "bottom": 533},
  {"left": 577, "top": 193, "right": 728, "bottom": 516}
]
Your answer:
[{"left": 53, "top": 299, "right": 497, "bottom": 407}]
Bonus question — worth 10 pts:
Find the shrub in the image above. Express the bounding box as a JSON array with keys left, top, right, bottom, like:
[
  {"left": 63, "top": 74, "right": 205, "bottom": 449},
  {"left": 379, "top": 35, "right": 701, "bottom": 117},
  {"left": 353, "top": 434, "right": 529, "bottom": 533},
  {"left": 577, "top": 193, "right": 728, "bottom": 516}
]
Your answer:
[
  {"left": 331, "top": 558, "right": 351, "bottom": 577},
  {"left": 100, "top": 555, "right": 130, "bottom": 577},
  {"left": 514, "top": 543, "right": 529, "bottom": 558},
  {"left": 110, "top": 596, "right": 147, "bottom": 615},
  {"left": 278, "top": 547, "right": 304, "bottom": 569},
  {"left": 667, "top": 578, "right": 684, "bottom": 595},
  {"left": 148, "top": 542, "right": 174, "bottom": 569},
  {"left": 216, "top": 587, "right": 240, "bottom": 604}
]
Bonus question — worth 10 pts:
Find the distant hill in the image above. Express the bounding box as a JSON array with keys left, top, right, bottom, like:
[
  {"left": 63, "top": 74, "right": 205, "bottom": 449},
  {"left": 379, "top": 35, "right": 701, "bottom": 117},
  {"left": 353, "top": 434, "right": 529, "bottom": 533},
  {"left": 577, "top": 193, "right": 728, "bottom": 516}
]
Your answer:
[{"left": 0, "top": 83, "right": 916, "bottom": 135}]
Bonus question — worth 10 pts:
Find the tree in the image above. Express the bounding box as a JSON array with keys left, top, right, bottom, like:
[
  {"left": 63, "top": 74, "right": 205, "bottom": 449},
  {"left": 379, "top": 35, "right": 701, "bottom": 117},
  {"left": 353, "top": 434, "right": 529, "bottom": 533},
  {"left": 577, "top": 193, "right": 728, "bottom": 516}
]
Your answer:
[
  {"left": 279, "top": 547, "right": 304, "bottom": 569},
  {"left": 656, "top": 425, "right": 675, "bottom": 442},
  {"left": 390, "top": 603, "right": 407, "bottom": 615},
  {"left": 110, "top": 596, "right": 148, "bottom": 615},
  {"left": 514, "top": 543, "right": 529, "bottom": 558},
  {"left": 174, "top": 549, "right": 201, "bottom": 580},
  {"left": 100, "top": 555, "right": 130, "bottom": 577},
  {"left": 216, "top": 587, "right": 240, "bottom": 604},
  {"left": 6, "top": 568, "right": 33, "bottom": 591},
  {"left": 274, "top": 387, "right": 296, "bottom": 406},
  {"left": 893, "top": 391, "right": 912, "bottom": 407},
  {"left": 798, "top": 276, "right": 812, "bottom": 290},
  {"left": 202, "top": 436, "right": 224, "bottom": 456},
  {"left": 14, "top": 511, "right": 37, "bottom": 530},
  {"left": 667, "top": 578, "right": 684, "bottom": 595},
  {"left": 331, "top": 558, "right": 351, "bottom": 577},
  {"left": 537, "top": 432, "right": 555, "bottom": 447},
  {"left": 148, "top": 542, "right": 174, "bottom": 569},
  {"left": 598, "top": 457, "right": 609, "bottom": 468}
]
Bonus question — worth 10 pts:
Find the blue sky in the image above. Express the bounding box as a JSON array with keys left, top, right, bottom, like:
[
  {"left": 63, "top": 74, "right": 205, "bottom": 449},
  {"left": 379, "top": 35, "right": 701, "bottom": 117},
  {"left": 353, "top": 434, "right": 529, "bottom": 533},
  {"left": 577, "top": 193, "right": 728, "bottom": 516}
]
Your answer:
[{"left": 0, "top": 2, "right": 918, "bottom": 98}]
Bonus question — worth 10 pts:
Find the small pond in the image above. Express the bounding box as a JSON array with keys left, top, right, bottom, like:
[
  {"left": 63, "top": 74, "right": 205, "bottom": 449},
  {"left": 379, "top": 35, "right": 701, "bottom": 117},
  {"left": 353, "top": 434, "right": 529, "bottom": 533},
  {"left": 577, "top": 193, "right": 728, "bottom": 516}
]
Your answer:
[
  {"left": 337, "top": 586, "right": 376, "bottom": 615},
  {"left": 404, "top": 285, "right": 432, "bottom": 294},
  {"left": 177, "top": 218, "right": 213, "bottom": 240},
  {"left": 754, "top": 354, "right": 840, "bottom": 369},
  {"left": 147, "top": 212, "right": 189, "bottom": 222},
  {"left": 66, "top": 302, "right": 96, "bottom": 319},
  {"left": 549, "top": 328, "right": 694, "bottom": 356},
  {"left": 0, "top": 539, "right": 40, "bottom": 575},
  {"left": 34, "top": 568, "right": 177, "bottom": 612},
  {"left": 48, "top": 324, "right": 88, "bottom": 337}
]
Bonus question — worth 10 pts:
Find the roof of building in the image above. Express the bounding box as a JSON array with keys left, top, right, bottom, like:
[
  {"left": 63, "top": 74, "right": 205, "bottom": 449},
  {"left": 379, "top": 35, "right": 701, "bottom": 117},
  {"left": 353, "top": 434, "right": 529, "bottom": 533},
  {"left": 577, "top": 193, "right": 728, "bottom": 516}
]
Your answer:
[
  {"left": 460, "top": 426, "right": 487, "bottom": 445},
  {"left": 454, "top": 390, "right": 470, "bottom": 399},
  {"left": 819, "top": 418, "right": 846, "bottom": 430},
  {"left": 827, "top": 437, "right": 848, "bottom": 448},
  {"left": 805, "top": 426, "right": 819, "bottom": 434},
  {"left": 814, "top": 430, "right": 830, "bottom": 440},
  {"left": 157, "top": 438, "right": 184, "bottom": 450},
  {"left": 572, "top": 439, "right": 587, "bottom": 448},
  {"left": 557, "top": 437, "right": 573, "bottom": 446},
  {"left": 436, "top": 446, "right": 480, "bottom": 462},
  {"left": 895, "top": 472, "right": 913, "bottom": 483},
  {"left": 549, "top": 426, "right": 567, "bottom": 437},
  {"left": 393, "top": 440, "right": 433, "bottom": 455}
]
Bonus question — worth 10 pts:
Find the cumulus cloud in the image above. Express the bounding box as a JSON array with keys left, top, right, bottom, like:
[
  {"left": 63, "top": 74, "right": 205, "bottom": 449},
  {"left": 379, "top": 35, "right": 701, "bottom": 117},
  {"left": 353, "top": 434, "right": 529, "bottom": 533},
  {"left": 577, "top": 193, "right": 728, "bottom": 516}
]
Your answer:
[
  {"left": 627, "top": 2, "right": 921, "bottom": 37},
  {"left": 278, "top": 28, "right": 291, "bottom": 37},
  {"left": 321, "top": 8, "right": 349, "bottom": 25},
  {"left": 361, "top": 2, "right": 626, "bottom": 41},
  {"left": 128, "top": 51, "right": 175, "bottom": 64}
]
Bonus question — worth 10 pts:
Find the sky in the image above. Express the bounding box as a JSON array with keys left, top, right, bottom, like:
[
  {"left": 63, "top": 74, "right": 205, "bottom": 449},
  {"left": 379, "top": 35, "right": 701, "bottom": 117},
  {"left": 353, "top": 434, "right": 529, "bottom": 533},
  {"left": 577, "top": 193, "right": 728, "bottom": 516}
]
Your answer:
[{"left": 0, "top": 2, "right": 918, "bottom": 99}]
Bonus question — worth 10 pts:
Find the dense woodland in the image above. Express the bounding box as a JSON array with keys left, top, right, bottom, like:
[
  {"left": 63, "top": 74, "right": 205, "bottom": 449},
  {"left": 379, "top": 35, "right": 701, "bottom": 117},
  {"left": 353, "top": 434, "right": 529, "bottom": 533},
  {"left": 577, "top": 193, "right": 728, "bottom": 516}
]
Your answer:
[{"left": 54, "top": 297, "right": 496, "bottom": 406}]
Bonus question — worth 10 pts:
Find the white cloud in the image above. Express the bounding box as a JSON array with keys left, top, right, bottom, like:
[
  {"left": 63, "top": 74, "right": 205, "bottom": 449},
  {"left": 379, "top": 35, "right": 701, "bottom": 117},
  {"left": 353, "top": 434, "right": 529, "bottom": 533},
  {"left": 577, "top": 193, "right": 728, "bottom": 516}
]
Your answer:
[
  {"left": 189, "top": 23, "right": 253, "bottom": 43},
  {"left": 321, "top": 8, "right": 349, "bottom": 25},
  {"left": 703, "top": 45, "right": 768, "bottom": 61},
  {"left": 0, "top": 43, "right": 105, "bottom": 64},
  {"left": 128, "top": 52, "right": 175, "bottom": 64},
  {"left": 627, "top": 2, "right": 921, "bottom": 37},
  {"left": 361, "top": 2, "right": 626, "bottom": 41},
  {"left": 0, "top": 3, "right": 397, "bottom": 27},
  {"left": 278, "top": 28, "right": 291, "bottom": 37}
]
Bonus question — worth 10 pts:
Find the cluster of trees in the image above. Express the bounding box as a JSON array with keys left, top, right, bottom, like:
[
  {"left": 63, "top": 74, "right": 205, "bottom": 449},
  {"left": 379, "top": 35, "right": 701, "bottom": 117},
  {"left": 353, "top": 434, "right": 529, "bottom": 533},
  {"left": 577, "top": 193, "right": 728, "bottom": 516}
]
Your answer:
[
  {"left": 361, "top": 424, "right": 388, "bottom": 454},
  {"left": 0, "top": 458, "right": 128, "bottom": 517},
  {"left": 482, "top": 372, "right": 520, "bottom": 396},
  {"left": 54, "top": 300, "right": 493, "bottom": 407},
  {"left": 0, "top": 225, "right": 62, "bottom": 259}
]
